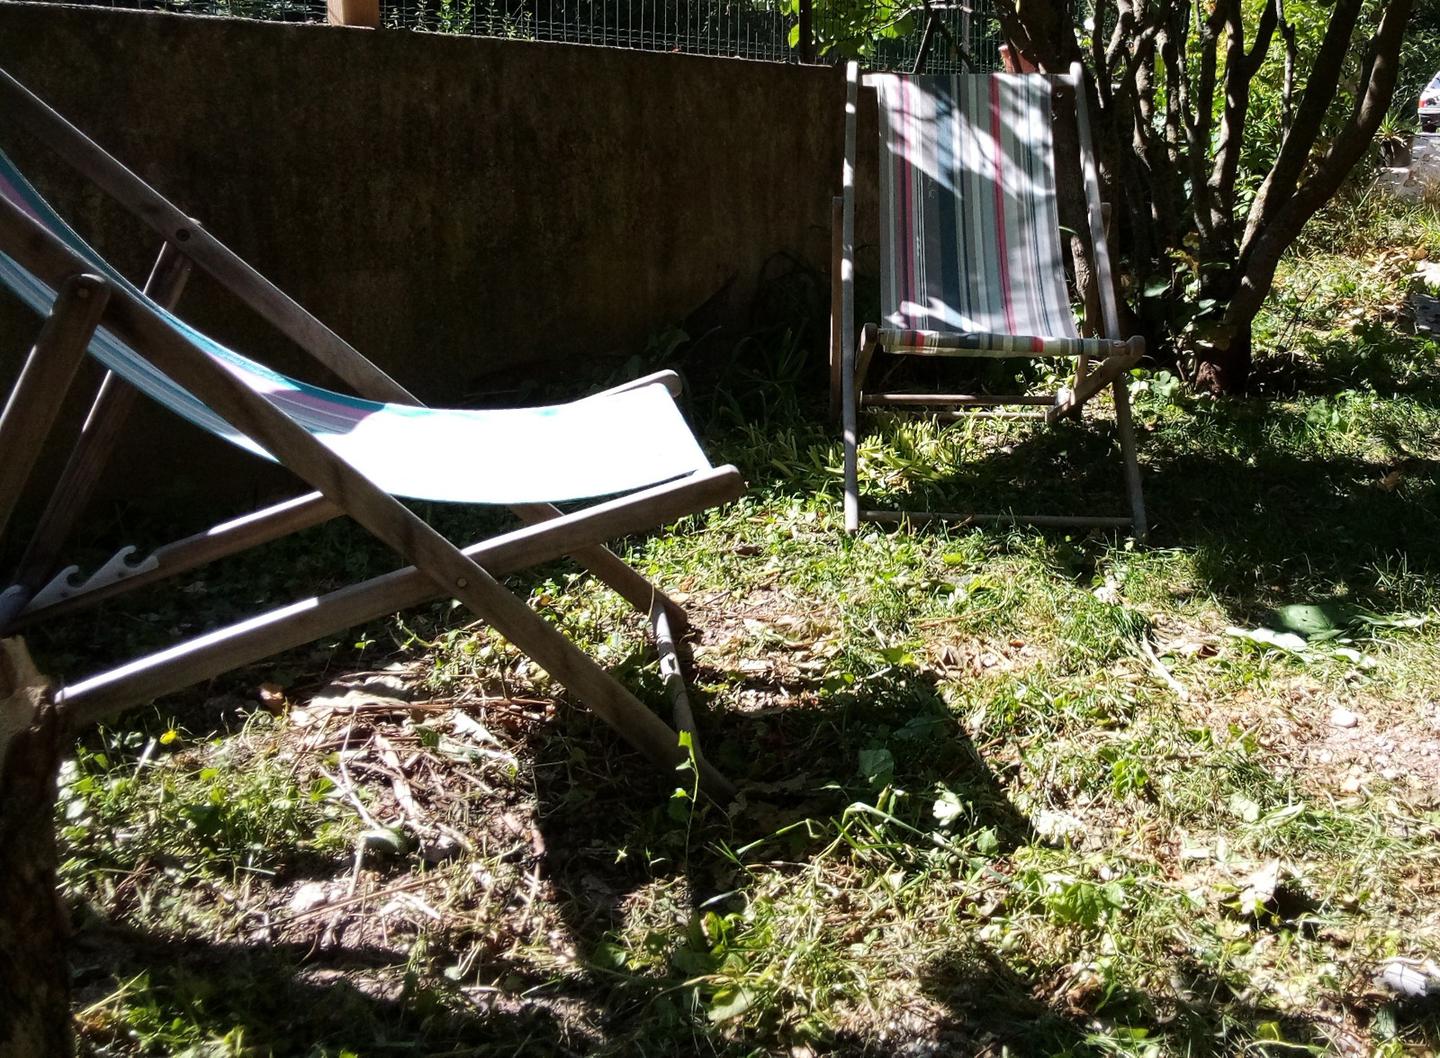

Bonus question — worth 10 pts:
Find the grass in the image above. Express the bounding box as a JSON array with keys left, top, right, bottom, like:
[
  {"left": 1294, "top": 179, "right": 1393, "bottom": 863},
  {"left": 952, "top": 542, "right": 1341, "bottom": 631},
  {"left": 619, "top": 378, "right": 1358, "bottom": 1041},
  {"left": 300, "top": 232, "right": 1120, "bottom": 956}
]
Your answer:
[{"left": 24, "top": 195, "right": 1440, "bottom": 1056}]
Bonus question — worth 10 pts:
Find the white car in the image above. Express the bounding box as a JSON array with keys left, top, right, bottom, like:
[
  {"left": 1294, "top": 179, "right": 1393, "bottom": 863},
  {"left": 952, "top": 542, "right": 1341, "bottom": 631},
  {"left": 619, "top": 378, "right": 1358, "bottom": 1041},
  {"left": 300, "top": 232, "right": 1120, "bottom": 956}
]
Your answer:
[{"left": 1421, "top": 71, "right": 1440, "bottom": 133}]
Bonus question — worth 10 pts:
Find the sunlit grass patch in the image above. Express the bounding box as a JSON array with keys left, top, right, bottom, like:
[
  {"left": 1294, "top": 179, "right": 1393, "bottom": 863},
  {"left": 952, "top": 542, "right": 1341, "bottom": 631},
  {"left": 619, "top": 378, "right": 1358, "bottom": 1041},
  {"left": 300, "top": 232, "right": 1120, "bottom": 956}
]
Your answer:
[{"left": 60, "top": 713, "right": 353, "bottom": 909}]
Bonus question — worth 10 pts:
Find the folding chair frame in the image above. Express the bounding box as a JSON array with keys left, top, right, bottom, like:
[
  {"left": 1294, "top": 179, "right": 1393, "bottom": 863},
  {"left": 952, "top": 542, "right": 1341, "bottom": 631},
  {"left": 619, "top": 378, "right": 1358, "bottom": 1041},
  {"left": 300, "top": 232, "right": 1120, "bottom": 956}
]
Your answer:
[
  {"left": 0, "top": 69, "right": 741, "bottom": 799},
  {"left": 832, "top": 61, "right": 1148, "bottom": 540}
]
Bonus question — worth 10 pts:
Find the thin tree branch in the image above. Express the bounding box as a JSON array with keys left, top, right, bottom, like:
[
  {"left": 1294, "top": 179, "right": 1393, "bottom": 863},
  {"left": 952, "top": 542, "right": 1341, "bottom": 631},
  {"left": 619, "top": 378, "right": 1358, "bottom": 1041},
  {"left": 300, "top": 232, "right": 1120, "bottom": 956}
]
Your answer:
[
  {"left": 1227, "top": 0, "right": 1413, "bottom": 331},
  {"left": 1242, "top": 0, "right": 1364, "bottom": 249},
  {"left": 1277, "top": 0, "right": 1297, "bottom": 136},
  {"left": 1209, "top": 0, "right": 1274, "bottom": 236},
  {"left": 1245, "top": 0, "right": 1279, "bottom": 77}
]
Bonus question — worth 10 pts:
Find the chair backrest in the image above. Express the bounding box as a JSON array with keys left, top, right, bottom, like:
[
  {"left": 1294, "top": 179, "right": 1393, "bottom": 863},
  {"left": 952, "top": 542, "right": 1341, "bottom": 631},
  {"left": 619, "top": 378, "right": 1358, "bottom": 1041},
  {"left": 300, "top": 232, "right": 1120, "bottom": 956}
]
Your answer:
[{"left": 871, "top": 72, "right": 1076, "bottom": 341}]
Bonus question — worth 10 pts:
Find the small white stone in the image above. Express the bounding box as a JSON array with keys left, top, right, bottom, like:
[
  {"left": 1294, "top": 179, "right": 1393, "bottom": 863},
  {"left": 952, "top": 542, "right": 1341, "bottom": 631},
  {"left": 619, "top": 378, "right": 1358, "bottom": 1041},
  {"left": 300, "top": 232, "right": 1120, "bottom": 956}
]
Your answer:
[
  {"left": 289, "top": 881, "right": 331, "bottom": 913},
  {"left": 1330, "top": 708, "right": 1360, "bottom": 729}
]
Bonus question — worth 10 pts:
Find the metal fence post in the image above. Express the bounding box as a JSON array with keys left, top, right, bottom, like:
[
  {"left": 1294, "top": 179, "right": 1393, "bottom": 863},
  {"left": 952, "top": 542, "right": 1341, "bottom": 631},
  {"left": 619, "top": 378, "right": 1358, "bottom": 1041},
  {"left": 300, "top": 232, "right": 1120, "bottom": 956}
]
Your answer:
[{"left": 798, "top": 0, "right": 814, "bottom": 62}]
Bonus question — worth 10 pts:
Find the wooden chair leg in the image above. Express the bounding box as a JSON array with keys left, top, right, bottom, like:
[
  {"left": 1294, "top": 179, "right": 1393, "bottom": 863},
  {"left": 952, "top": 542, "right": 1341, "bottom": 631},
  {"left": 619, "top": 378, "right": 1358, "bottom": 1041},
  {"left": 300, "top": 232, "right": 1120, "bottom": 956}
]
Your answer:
[
  {"left": 842, "top": 328, "right": 871, "bottom": 533},
  {"left": 651, "top": 601, "right": 696, "bottom": 737},
  {"left": 1113, "top": 377, "right": 1148, "bottom": 540},
  {"left": 511, "top": 502, "right": 689, "bottom": 635},
  {"left": 843, "top": 325, "right": 881, "bottom": 533},
  {"left": 0, "top": 274, "right": 110, "bottom": 549},
  {"left": 1046, "top": 343, "right": 1143, "bottom": 424},
  {"left": 1072, "top": 350, "right": 1091, "bottom": 407},
  {"left": 854, "top": 323, "right": 879, "bottom": 395},
  {"left": 829, "top": 195, "right": 844, "bottom": 423}
]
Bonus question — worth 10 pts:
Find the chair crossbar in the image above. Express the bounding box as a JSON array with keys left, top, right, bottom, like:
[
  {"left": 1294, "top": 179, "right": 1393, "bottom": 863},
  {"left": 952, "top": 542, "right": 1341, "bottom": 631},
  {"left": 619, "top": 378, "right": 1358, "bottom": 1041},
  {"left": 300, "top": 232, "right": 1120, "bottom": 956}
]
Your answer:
[
  {"left": 5, "top": 492, "right": 340, "bottom": 629},
  {"left": 861, "top": 510, "right": 1133, "bottom": 529},
  {"left": 863, "top": 393, "right": 1055, "bottom": 407},
  {"left": 56, "top": 467, "right": 742, "bottom": 738}
]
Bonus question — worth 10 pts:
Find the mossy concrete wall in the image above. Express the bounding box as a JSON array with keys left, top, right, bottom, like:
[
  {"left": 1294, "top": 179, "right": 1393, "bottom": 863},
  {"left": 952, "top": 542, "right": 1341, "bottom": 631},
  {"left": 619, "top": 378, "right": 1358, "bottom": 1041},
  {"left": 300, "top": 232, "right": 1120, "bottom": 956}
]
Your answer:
[{"left": 0, "top": 2, "right": 879, "bottom": 527}]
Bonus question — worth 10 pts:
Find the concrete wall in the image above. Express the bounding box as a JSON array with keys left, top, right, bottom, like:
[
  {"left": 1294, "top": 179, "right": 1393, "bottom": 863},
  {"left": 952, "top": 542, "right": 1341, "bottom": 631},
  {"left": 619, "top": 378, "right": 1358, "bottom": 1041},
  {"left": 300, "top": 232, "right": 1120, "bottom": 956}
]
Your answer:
[{"left": 0, "top": 3, "right": 878, "bottom": 527}]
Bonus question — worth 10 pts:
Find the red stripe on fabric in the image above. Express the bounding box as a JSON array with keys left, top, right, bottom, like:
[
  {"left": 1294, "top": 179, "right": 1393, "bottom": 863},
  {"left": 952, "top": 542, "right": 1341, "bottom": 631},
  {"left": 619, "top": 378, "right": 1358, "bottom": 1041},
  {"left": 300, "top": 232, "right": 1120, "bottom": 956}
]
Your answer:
[
  {"left": 0, "top": 172, "right": 44, "bottom": 224},
  {"left": 989, "top": 76, "right": 1016, "bottom": 335}
]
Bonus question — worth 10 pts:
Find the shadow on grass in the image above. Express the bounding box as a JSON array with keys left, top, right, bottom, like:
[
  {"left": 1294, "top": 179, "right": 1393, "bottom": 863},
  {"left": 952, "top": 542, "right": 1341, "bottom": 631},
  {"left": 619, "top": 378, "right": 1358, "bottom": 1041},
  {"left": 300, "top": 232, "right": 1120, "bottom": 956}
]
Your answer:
[
  {"left": 519, "top": 663, "right": 1036, "bottom": 1051},
  {"left": 1248, "top": 320, "right": 1440, "bottom": 403},
  {"left": 71, "top": 925, "right": 592, "bottom": 1057},
  {"left": 58, "top": 662, "right": 1038, "bottom": 1055},
  {"left": 902, "top": 944, "right": 1394, "bottom": 1058},
  {"left": 863, "top": 394, "right": 1440, "bottom": 623}
]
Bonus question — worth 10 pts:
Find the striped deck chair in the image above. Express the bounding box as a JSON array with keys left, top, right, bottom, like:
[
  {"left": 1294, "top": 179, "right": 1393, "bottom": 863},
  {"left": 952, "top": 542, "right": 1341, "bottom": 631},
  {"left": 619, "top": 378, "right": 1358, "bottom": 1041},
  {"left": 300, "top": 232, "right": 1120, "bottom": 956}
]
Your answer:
[
  {"left": 832, "top": 61, "right": 1147, "bottom": 537},
  {"left": 0, "top": 67, "right": 742, "bottom": 798}
]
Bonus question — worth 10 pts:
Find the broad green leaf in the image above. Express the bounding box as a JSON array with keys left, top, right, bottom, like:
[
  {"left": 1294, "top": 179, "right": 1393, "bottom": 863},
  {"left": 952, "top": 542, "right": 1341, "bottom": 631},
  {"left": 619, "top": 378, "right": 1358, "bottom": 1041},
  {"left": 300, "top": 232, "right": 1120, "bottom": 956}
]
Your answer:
[{"left": 707, "top": 985, "right": 755, "bottom": 1022}]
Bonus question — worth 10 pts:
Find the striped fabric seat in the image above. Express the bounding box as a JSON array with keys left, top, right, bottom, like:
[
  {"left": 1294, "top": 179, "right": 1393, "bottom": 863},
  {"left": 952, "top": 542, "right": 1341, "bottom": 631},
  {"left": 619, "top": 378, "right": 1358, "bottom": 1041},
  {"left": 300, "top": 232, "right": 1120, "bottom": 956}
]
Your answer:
[
  {"left": 0, "top": 150, "right": 712, "bottom": 506},
  {"left": 874, "top": 72, "right": 1114, "bottom": 359}
]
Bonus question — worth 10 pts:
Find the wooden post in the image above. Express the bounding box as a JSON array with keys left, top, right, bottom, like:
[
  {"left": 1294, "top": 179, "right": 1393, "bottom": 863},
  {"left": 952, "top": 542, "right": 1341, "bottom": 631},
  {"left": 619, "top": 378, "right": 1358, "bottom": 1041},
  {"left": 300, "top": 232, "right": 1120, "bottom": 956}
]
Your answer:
[
  {"left": 798, "top": 0, "right": 814, "bottom": 63},
  {"left": 0, "top": 638, "right": 69, "bottom": 1058},
  {"left": 0, "top": 274, "right": 110, "bottom": 547},
  {"left": 327, "top": 0, "right": 380, "bottom": 28}
]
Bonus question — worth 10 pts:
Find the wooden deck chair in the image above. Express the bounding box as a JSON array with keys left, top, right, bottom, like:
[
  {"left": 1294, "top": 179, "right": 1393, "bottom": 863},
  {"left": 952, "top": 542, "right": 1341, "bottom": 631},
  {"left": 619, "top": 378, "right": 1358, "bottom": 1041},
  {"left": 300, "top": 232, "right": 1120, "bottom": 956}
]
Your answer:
[
  {"left": 832, "top": 62, "right": 1147, "bottom": 538},
  {"left": 0, "top": 68, "right": 743, "bottom": 799}
]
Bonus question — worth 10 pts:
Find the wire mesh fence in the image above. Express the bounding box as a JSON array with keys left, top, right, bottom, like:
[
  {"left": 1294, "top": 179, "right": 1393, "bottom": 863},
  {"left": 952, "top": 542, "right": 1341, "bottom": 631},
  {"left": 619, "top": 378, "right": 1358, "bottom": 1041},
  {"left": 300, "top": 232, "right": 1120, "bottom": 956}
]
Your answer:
[
  {"left": 39, "top": 0, "right": 329, "bottom": 21},
  {"left": 378, "top": 0, "right": 997, "bottom": 72},
  {"left": 23, "top": 0, "right": 997, "bottom": 71}
]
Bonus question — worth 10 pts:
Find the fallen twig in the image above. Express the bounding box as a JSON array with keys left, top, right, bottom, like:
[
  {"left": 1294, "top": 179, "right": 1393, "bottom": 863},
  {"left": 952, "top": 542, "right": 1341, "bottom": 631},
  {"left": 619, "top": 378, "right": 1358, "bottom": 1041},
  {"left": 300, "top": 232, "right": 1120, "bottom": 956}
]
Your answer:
[{"left": 1139, "top": 633, "right": 1191, "bottom": 701}]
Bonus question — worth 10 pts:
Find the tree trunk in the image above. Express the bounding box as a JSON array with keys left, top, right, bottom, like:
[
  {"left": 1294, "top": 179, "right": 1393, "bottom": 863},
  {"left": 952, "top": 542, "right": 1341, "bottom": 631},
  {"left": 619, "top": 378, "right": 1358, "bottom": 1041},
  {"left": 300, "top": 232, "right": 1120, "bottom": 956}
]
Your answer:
[
  {"left": 0, "top": 638, "right": 72, "bottom": 1058},
  {"left": 1194, "top": 325, "right": 1253, "bottom": 394}
]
